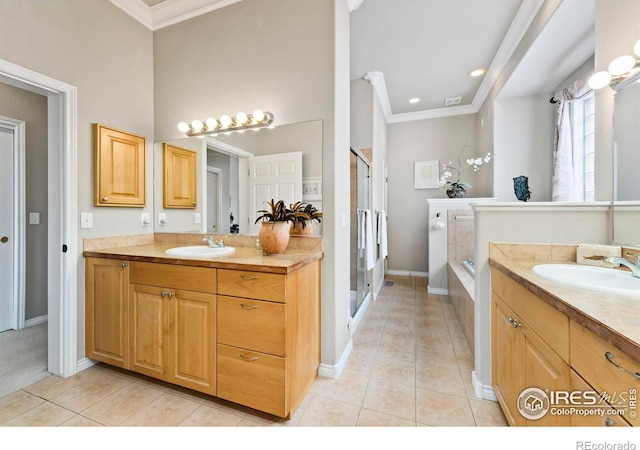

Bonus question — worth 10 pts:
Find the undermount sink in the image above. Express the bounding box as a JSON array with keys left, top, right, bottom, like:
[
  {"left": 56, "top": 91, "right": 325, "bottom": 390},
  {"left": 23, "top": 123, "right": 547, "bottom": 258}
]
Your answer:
[
  {"left": 532, "top": 264, "right": 640, "bottom": 297},
  {"left": 165, "top": 245, "right": 235, "bottom": 257}
]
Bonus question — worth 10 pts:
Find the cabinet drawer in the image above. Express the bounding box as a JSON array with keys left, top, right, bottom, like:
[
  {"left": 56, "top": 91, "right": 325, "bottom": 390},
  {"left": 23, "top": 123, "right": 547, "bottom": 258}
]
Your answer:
[
  {"left": 570, "top": 320, "right": 639, "bottom": 426},
  {"left": 218, "top": 296, "right": 285, "bottom": 356},
  {"left": 570, "top": 369, "right": 631, "bottom": 427},
  {"left": 217, "top": 269, "right": 285, "bottom": 303},
  {"left": 492, "top": 269, "right": 569, "bottom": 362},
  {"left": 217, "top": 344, "right": 286, "bottom": 417},
  {"left": 129, "top": 261, "right": 216, "bottom": 293}
]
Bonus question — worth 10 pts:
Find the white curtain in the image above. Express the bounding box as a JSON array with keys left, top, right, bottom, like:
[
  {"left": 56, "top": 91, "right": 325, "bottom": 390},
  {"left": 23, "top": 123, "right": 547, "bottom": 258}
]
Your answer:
[{"left": 551, "top": 72, "right": 593, "bottom": 201}]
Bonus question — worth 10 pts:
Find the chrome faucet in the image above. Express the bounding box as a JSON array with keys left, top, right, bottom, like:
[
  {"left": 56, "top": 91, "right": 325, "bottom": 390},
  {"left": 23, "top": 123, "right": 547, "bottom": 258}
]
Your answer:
[
  {"left": 203, "top": 236, "right": 225, "bottom": 248},
  {"left": 604, "top": 254, "right": 640, "bottom": 279}
]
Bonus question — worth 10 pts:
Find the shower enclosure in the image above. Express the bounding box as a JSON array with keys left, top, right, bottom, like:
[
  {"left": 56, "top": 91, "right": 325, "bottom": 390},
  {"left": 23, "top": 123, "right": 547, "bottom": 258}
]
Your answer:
[{"left": 350, "top": 148, "right": 370, "bottom": 318}]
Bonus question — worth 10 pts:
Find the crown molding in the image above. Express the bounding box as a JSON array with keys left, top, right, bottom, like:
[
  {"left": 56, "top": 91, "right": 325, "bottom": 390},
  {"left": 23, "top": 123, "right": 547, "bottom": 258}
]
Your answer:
[
  {"left": 109, "top": 0, "right": 242, "bottom": 31},
  {"left": 348, "top": 0, "right": 364, "bottom": 12}
]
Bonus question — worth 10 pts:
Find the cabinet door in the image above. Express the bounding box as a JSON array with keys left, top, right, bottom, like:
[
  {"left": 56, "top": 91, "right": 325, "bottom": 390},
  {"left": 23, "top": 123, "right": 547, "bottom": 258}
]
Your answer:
[
  {"left": 170, "top": 289, "right": 216, "bottom": 395},
  {"left": 163, "top": 144, "right": 197, "bottom": 208},
  {"left": 85, "top": 258, "right": 129, "bottom": 368},
  {"left": 94, "top": 123, "right": 146, "bottom": 207},
  {"left": 521, "top": 325, "right": 571, "bottom": 426},
  {"left": 492, "top": 294, "right": 524, "bottom": 426},
  {"left": 129, "top": 284, "right": 168, "bottom": 380}
]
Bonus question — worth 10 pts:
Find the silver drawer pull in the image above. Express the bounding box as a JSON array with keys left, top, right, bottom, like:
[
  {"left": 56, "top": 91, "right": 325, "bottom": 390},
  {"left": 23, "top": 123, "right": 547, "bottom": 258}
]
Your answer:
[
  {"left": 241, "top": 275, "right": 258, "bottom": 281},
  {"left": 507, "top": 316, "right": 522, "bottom": 328},
  {"left": 604, "top": 352, "right": 640, "bottom": 378},
  {"left": 240, "top": 353, "right": 258, "bottom": 362},
  {"left": 240, "top": 303, "right": 258, "bottom": 310}
]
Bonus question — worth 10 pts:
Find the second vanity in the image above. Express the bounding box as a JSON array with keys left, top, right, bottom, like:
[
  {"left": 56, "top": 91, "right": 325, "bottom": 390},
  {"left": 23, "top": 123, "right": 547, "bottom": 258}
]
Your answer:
[
  {"left": 84, "top": 235, "right": 322, "bottom": 419},
  {"left": 489, "top": 243, "right": 640, "bottom": 427}
]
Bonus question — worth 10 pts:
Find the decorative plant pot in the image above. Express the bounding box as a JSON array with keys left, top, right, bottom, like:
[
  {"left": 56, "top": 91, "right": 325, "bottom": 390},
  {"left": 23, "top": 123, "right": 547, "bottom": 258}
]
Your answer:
[
  {"left": 446, "top": 187, "right": 467, "bottom": 198},
  {"left": 258, "top": 221, "right": 290, "bottom": 255},
  {"left": 289, "top": 222, "right": 314, "bottom": 236}
]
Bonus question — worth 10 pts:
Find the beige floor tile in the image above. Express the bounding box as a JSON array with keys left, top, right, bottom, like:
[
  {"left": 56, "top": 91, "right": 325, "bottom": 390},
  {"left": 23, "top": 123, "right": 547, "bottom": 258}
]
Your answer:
[
  {"left": 370, "top": 356, "right": 416, "bottom": 386},
  {"left": 296, "top": 395, "right": 360, "bottom": 426},
  {"left": 415, "top": 342, "right": 459, "bottom": 370},
  {"left": 178, "top": 404, "right": 244, "bottom": 426},
  {"left": 314, "top": 370, "right": 369, "bottom": 407},
  {"left": 469, "top": 398, "right": 508, "bottom": 426},
  {"left": 361, "top": 378, "right": 416, "bottom": 421},
  {"left": 120, "top": 392, "right": 200, "bottom": 426},
  {"left": 81, "top": 381, "right": 164, "bottom": 425},
  {"left": 21, "top": 367, "right": 99, "bottom": 400},
  {"left": 415, "top": 363, "right": 466, "bottom": 397},
  {"left": 415, "top": 388, "right": 475, "bottom": 426},
  {"left": 0, "top": 391, "right": 45, "bottom": 424},
  {"left": 344, "top": 349, "right": 377, "bottom": 376},
  {"left": 49, "top": 371, "right": 131, "bottom": 412},
  {"left": 60, "top": 415, "right": 104, "bottom": 426},
  {"left": 2, "top": 401, "right": 75, "bottom": 426},
  {"left": 455, "top": 348, "right": 475, "bottom": 372},
  {"left": 357, "top": 408, "right": 416, "bottom": 426}
]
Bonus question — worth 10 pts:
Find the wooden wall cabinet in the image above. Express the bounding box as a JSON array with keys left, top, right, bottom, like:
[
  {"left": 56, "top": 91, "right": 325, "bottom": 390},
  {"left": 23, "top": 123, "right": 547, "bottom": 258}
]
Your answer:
[
  {"left": 94, "top": 124, "right": 146, "bottom": 207},
  {"left": 163, "top": 143, "right": 197, "bottom": 208}
]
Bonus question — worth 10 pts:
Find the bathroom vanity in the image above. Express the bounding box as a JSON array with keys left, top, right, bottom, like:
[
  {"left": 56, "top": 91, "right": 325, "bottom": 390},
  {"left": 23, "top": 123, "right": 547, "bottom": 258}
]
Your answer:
[
  {"left": 84, "top": 241, "right": 322, "bottom": 419},
  {"left": 489, "top": 243, "right": 640, "bottom": 427}
]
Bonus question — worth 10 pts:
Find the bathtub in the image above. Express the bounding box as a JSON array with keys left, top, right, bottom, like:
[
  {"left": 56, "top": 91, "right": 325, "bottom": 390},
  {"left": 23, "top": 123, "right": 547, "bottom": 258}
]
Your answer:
[{"left": 447, "top": 261, "right": 475, "bottom": 357}]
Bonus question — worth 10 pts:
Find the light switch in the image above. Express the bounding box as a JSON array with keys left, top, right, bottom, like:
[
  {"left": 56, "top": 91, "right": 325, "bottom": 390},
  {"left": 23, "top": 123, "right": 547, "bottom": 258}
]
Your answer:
[
  {"left": 158, "top": 213, "right": 167, "bottom": 225},
  {"left": 141, "top": 213, "right": 151, "bottom": 226},
  {"left": 80, "top": 212, "right": 93, "bottom": 229},
  {"left": 29, "top": 212, "right": 40, "bottom": 225}
]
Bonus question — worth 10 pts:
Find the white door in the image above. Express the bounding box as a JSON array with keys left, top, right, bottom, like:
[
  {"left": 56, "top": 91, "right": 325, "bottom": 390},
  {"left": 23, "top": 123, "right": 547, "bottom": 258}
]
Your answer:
[
  {"left": 0, "top": 127, "right": 14, "bottom": 332},
  {"left": 206, "top": 169, "right": 219, "bottom": 233},
  {"left": 248, "top": 152, "right": 303, "bottom": 234}
]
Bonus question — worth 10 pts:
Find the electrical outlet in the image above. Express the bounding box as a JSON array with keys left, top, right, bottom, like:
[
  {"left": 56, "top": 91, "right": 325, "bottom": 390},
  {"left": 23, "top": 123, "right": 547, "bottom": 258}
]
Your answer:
[
  {"left": 80, "top": 212, "right": 93, "bottom": 229},
  {"left": 195, "top": 213, "right": 201, "bottom": 224}
]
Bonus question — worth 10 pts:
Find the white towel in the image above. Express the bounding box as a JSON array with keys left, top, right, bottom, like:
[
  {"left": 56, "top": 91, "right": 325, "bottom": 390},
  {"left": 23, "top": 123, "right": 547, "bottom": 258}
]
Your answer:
[
  {"left": 364, "top": 209, "right": 375, "bottom": 271},
  {"left": 358, "top": 209, "right": 366, "bottom": 256},
  {"left": 377, "top": 210, "right": 388, "bottom": 259}
]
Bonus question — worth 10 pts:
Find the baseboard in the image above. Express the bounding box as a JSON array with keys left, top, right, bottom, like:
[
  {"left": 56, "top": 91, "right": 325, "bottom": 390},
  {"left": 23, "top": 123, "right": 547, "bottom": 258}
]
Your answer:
[
  {"left": 428, "top": 286, "right": 449, "bottom": 295},
  {"left": 386, "top": 269, "right": 428, "bottom": 278},
  {"left": 76, "top": 357, "right": 96, "bottom": 374},
  {"left": 472, "top": 370, "right": 497, "bottom": 401},
  {"left": 318, "top": 338, "right": 353, "bottom": 379},
  {"left": 25, "top": 315, "right": 47, "bottom": 327}
]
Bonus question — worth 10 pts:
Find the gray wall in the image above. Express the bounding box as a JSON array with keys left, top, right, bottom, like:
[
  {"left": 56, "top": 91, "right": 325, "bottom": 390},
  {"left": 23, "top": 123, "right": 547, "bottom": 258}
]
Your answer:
[
  {"left": 0, "top": 83, "right": 48, "bottom": 321},
  {"left": 0, "top": 0, "right": 156, "bottom": 358}
]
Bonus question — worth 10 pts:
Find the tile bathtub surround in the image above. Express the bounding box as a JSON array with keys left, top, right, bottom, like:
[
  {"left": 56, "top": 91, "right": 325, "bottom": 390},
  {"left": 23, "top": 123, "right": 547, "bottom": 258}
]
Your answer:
[
  {"left": 447, "top": 209, "right": 475, "bottom": 264},
  {"left": 0, "top": 275, "right": 506, "bottom": 428}
]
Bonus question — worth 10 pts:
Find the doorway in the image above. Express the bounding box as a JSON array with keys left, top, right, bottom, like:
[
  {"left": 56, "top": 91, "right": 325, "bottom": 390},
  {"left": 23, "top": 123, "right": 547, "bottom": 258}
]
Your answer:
[{"left": 0, "top": 58, "right": 78, "bottom": 378}]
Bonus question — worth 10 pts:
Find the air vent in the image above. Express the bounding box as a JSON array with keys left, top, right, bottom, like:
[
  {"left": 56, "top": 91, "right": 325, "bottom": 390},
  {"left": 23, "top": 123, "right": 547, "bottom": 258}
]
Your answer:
[{"left": 445, "top": 97, "right": 462, "bottom": 106}]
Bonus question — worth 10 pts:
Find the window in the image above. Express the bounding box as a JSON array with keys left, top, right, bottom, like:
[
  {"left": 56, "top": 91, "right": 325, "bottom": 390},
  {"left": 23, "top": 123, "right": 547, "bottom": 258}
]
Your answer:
[{"left": 571, "top": 92, "right": 595, "bottom": 201}]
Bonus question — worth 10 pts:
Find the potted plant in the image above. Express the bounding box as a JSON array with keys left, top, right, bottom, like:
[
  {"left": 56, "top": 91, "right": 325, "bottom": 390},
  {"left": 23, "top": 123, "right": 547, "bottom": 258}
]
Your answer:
[
  {"left": 254, "top": 199, "right": 296, "bottom": 254},
  {"left": 439, "top": 142, "right": 492, "bottom": 198},
  {"left": 288, "top": 202, "right": 322, "bottom": 235}
]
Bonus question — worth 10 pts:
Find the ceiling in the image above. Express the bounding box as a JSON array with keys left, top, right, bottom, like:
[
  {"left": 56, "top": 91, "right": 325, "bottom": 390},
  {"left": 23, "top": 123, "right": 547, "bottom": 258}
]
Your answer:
[{"left": 125, "top": 0, "right": 595, "bottom": 122}]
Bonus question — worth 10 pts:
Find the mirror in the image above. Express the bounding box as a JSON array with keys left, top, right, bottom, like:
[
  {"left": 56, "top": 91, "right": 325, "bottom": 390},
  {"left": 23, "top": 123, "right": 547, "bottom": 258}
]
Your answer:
[
  {"left": 154, "top": 119, "right": 323, "bottom": 235},
  {"left": 612, "top": 71, "right": 640, "bottom": 246}
]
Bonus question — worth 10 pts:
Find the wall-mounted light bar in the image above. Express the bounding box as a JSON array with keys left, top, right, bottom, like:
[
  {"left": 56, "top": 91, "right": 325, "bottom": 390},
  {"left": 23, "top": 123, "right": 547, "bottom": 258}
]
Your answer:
[{"left": 178, "top": 109, "right": 274, "bottom": 137}]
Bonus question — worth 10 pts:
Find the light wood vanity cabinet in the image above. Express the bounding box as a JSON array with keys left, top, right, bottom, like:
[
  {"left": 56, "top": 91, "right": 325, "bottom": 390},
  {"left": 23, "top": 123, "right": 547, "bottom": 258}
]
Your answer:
[
  {"left": 216, "top": 264, "right": 321, "bottom": 418},
  {"left": 128, "top": 262, "right": 217, "bottom": 395},
  {"left": 491, "top": 268, "right": 571, "bottom": 426},
  {"left": 86, "top": 255, "right": 321, "bottom": 418},
  {"left": 491, "top": 267, "right": 638, "bottom": 427},
  {"left": 85, "top": 258, "right": 130, "bottom": 369}
]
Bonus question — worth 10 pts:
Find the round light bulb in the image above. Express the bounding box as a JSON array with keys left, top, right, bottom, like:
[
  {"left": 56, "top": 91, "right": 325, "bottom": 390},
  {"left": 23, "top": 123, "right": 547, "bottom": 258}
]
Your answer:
[
  {"left": 634, "top": 39, "right": 640, "bottom": 57},
  {"left": 205, "top": 117, "right": 218, "bottom": 130},
  {"left": 191, "top": 119, "right": 204, "bottom": 132},
  {"left": 178, "top": 122, "right": 190, "bottom": 133},
  {"left": 236, "top": 112, "right": 248, "bottom": 125},
  {"left": 252, "top": 109, "right": 265, "bottom": 122},
  {"left": 220, "top": 115, "right": 232, "bottom": 127},
  {"left": 588, "top": 71, "right": 612, "bottom": 90},
  {"left": 608, "top": 55, "right": 636, "bottom": 76}
]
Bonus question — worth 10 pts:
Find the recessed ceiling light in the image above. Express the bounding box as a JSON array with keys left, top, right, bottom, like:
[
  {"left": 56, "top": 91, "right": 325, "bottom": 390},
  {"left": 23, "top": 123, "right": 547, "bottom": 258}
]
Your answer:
[
  {"left": 468, "top": 68, "right": 487, "bottom": 77},
  {"left": 409, "top": 97, "right": 420, "bottom": 104}
]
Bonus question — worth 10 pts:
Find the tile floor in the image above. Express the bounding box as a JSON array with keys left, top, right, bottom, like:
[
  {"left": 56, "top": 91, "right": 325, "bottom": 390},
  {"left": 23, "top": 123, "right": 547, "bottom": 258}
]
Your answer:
[{"left": 0, "top": 275, "right": 507, "bottom": 427}]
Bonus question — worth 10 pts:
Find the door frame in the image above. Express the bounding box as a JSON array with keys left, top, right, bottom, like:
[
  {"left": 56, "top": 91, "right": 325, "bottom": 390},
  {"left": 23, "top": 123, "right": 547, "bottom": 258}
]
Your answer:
[
  {"left": 206, "top": 166, "right": 222, "bottom": 233},
  {"left": 0, "top": 58, "right": 78, "bottom": 378},
  {"left": 0, "top": 116, "right": 26, "bottom": 331}
]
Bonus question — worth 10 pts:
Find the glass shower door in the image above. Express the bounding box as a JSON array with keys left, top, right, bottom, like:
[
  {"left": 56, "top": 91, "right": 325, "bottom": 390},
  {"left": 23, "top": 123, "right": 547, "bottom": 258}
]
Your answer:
[{"left": 350, "top": 149, "right": 370, "bottom": 318}]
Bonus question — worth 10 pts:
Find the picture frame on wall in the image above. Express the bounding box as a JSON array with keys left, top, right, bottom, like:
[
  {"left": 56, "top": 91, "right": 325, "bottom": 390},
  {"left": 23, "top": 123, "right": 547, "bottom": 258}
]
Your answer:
[{"left": 414, "top": 160, "right": 440, "bottom": 189}]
